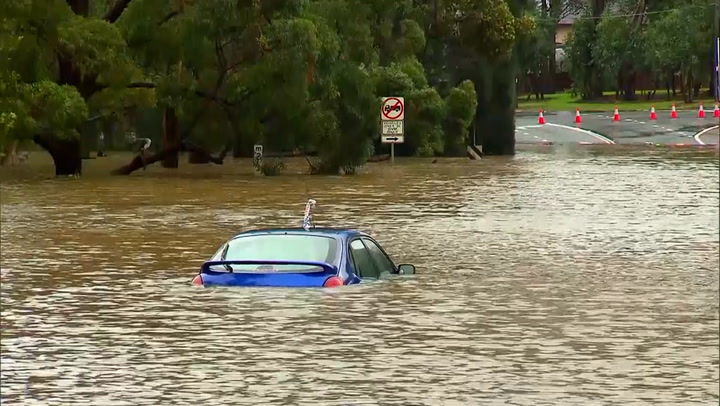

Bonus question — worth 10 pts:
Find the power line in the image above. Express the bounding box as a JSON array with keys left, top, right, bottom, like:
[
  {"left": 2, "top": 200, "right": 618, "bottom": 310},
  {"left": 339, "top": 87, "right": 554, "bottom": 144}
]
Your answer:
[{"left": 531, "top": 2, "right": 713, "bottom": 22}]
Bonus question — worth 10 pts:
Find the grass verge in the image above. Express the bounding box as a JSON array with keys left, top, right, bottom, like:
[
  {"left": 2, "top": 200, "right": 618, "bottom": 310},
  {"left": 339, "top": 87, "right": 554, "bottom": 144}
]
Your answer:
[{"left": 517, "top": 91, "right": 715, "bottom": 113}]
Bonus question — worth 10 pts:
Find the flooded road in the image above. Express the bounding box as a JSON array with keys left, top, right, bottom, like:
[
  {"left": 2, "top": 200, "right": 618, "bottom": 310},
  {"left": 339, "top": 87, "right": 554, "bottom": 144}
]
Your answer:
[{"left": 1, "top": 151, "right": 718, "bottom": 405}]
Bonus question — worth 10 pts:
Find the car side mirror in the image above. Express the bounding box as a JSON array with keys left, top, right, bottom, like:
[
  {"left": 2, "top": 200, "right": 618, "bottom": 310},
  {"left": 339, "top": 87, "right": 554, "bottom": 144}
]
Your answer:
[{"left": 397, "top": 264, "right": 416, "bottom": 275}]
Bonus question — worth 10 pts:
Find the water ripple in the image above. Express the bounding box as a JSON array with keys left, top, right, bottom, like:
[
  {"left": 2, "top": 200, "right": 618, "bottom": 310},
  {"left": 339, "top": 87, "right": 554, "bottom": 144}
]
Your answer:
[{"left": 0, "top": 152, "right": 718, "bottom": 405}]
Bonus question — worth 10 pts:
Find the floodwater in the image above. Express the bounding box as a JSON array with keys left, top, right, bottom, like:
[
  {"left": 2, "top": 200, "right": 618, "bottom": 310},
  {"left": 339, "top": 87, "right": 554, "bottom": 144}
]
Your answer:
[{"left": 1, "top": 150, "right": 718, "bottom": 405}]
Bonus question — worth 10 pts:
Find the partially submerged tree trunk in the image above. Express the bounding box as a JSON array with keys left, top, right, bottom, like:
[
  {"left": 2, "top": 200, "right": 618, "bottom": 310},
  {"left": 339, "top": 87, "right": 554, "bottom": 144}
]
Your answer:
[
  {"left": 33, "top": 133, "right": 82, "bottom": 176},
  {"left": 0, "top": 140, "right": 19, "bottom": 166},
  {"left": 188, "top": 149, "right": 210, "bottom": 164},
  {"left": 189, "top": 143, "right": 231, "bottom": 164},
  {"left": 111, "top": 141, "right": 229, "bottom": 175},
  {"left": 478, "top": 57, "right": 516, "bottom": 156},
  {"left": 161, "top": 108, "right": 180, "bottom": 168}
]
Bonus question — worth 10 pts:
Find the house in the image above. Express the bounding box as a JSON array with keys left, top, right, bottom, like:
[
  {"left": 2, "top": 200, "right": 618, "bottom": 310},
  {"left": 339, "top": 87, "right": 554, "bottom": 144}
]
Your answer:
[
  {"left": 555, "top": 15, "right": 575, "bottom": 45},
  {"left": 553, "top": 13, "right": 579, "bottom": 75}
]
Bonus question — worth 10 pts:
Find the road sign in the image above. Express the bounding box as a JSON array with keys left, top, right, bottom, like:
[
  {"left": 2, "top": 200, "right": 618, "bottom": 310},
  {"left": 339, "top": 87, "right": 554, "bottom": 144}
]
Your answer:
[
  {"left": 381, "top": 97, "right": 404, "bottom": 120},
  {"left": 381, "top": 135, "right": 404, "bottom": 144},
  {"left": 253, "top": 144, "right": 263, "bottom": 160},
  {"left": 382, "top": 120, "right": 404, "bottom": 135}
]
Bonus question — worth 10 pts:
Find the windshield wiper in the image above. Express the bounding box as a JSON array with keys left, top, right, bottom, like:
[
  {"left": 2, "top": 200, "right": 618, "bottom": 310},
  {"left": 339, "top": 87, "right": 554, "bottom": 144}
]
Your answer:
[{"left": 220, "top": 245, "right": 233, "bottom": 272}]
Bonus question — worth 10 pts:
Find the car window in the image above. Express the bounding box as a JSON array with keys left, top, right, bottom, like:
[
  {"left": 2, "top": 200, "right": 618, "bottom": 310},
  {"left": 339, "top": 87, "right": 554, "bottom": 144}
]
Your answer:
[
  {"left": 361, "top": 238, "right": 396, "bottom": 277},
  {"left": 349, "top": 239, "right": 380, "bottom": 279},
  {"left": 209, "top": 234, "right": 338, "bottom": 272}
]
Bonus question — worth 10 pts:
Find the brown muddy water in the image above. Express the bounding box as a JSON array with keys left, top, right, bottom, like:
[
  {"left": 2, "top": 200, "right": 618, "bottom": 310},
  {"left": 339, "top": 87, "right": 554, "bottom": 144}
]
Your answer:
[{"left": 1, "top": 150, "right": 718, "bottom": 405}]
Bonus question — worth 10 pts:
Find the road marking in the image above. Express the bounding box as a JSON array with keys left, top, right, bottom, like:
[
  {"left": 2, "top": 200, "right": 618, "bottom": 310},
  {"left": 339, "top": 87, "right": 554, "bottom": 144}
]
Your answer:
[
  {"left": 693, "top": 125, "right": 719, "bottom": 145},
  {"left": 544, "top": 123, "right": 616, "bottom": 144}
]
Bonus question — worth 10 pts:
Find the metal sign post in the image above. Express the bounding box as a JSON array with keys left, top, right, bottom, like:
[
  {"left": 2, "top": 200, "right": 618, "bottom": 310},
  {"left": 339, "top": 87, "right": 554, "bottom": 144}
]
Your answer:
[
  {"left": 380, "top": 97, "right": 405, "bottom": 165},
  {"left": 253, "top": 144, "right": 263, "bottom": 170}
]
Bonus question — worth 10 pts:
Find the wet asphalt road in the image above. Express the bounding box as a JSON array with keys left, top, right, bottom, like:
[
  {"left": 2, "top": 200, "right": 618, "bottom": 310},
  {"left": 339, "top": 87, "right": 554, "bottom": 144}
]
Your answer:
[{"left": 516, "top": 110, "right": 720, "bottom": 145}]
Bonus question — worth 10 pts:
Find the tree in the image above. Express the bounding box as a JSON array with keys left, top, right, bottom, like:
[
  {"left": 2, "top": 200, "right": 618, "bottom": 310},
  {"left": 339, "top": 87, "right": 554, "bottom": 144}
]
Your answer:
[
  {"left": 2, "top": 0, "right": 533, "bottom": 176},
  {"left": 595, "top": 1, "right": 645, "bottom": 100},
  {"left": 645, "top": 0, "right": 713, "bottom": 103}
]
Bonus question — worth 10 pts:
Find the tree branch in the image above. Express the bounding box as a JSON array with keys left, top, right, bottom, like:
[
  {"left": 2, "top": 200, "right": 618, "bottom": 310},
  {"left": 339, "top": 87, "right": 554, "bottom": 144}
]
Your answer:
[
  {"left": 104, "top": 0, "right": 133, "bottom": 23},
  {"left": 124, "top": 81, "right": 251, "bottom": 106},
  {"left": 159, "top": 10, "right": 180, "bottom": 25}
]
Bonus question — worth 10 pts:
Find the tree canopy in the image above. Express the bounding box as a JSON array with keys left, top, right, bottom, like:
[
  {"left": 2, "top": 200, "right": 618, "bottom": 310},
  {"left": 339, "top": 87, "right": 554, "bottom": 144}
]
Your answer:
[
  {"left": 519, "top": 0, "right": 716, "bottom": 102},
  {"left": 1, "top": 0, "right": 535, "bottom": 175}
]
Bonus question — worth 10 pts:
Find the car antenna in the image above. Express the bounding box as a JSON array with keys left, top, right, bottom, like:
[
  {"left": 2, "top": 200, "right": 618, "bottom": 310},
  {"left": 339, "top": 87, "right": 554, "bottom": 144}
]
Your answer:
[{"left": 302, "top": 198, "right": 317, "bottom": 231}]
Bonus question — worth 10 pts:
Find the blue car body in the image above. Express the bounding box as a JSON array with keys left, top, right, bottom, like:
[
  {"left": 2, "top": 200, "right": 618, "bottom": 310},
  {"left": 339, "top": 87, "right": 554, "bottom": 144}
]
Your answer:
[{"left": 193, "top": 227, "right": 415, "bottom": 288}]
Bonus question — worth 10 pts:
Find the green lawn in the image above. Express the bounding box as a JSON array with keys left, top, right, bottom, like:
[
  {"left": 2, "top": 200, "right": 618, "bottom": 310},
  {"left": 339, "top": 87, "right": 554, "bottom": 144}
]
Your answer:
[{"left": 517, "top": 90, "right": 716, "bottom": 113}]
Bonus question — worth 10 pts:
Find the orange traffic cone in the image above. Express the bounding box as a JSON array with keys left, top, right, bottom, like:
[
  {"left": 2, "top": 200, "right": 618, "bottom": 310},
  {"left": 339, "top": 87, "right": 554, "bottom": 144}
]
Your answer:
[
  {"left": 670, "top": 104, "right": 678, "bottom": 119},
  {"left": 575, "top": 108, "right": 582, "bottom": 124},
  {"left": 714, "top": 102, "right": 720, "bottom": 118},
  {"left": 698, "top": 102, "right": 705, "bottom": 118},
  {"left": 538, "top": 109, "right": 545, "bottom": 125},
  {"left": 649, "top": 105, "right": 657, "bottom": 120},
  {"left": 613, "top": 106, "right": 620, "bottom": 121}
]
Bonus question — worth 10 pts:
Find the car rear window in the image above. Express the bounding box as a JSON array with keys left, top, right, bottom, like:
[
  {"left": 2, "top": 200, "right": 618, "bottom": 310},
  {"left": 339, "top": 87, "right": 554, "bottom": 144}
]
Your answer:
[{"left": 209, "top": 234, "right": 338, "bottom": 273}]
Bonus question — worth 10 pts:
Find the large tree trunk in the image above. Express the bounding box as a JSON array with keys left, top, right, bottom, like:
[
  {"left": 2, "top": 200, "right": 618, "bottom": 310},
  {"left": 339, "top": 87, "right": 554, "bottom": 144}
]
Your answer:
[
  {"left": 622, "top": 65, "right": 637, "bottom": 101},
  {"left": 684, "top": 70, "right": 694, "bottom": 103},
  {"left": 161, "top": 108, "right": 180, "bottom": 168},
  {"left": 0, "top": 140, "right": 19, "bottom": 166},
  {"left": 477, "top": 57, "right": 516, "bottom": 156},
  {"left": 33, "top": 133, "right": 82, "bottom": 176},
  {"left": 189, "top": 143, "right": 231, "bottom": 164},
  {"left": 111, "top": 142, "right": 228, "bottom": 175},
  {"left": 112, "top": 145, "right": 181, "bottom": 175}
]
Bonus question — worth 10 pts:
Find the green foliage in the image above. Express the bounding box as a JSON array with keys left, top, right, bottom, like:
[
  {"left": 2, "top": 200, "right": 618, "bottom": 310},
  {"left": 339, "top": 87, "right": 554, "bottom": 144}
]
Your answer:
[
  {"left": 256, "top": 158, "right": 287, "bottom": 176},
  {"left": 444, "top": 80, "right": 478, "bottom": 155},
  {"left": 448, "top": 0, "right": 520, "bottom": 60},
  {"left": 565, "top": 0, "right": 715, "bottom": 101},
  {"left": 645, "top": 0, "right": 712, "bottom": 81},
  {"left": 1, "top": 0, "right": 531, "bottom": 168},
  {"left": 594, "top": 8, "right": 639, "bottom": 85},
  {"left": 514, "top": 11, "right": 547, "bottom": 73},
  {"left": 565, "top": 15, "right": 596, "bottom": 99}
]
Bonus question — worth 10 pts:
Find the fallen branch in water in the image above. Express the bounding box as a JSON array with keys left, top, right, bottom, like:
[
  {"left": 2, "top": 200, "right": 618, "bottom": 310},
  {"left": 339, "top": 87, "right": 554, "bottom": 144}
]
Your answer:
[
  {"left": 366, "top": 154, "right": 390, "bottom": 163},
  {"left": 110, "top": 141, "right": 229, "bottom": 175}
]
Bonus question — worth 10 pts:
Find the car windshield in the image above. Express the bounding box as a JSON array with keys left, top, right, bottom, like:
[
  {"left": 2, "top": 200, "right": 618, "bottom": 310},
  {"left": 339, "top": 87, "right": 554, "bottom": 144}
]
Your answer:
[{"left": 208, "top": 234, "right": 338, "bottom": 273}]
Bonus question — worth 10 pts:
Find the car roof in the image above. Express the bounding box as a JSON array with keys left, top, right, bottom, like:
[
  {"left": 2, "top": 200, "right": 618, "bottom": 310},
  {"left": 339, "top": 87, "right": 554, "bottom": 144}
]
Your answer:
[{"left": 231, "top": 227, "right": 370, "bottom": 240}]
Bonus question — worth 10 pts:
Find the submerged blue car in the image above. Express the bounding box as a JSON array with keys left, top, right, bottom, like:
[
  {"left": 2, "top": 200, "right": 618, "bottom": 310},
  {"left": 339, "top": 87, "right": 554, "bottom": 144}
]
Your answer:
[{"left": 191, "top": 228, "right": 416, "bottom": 288}]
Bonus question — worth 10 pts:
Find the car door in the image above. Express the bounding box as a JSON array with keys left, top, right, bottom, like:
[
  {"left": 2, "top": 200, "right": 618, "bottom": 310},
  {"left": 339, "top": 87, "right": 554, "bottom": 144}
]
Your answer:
[
  {"left": 348, "top": 239, "right": 380, "bottom": 279},
  {"left": 360, "top": 238, "right": 397, "bottom": 278}
]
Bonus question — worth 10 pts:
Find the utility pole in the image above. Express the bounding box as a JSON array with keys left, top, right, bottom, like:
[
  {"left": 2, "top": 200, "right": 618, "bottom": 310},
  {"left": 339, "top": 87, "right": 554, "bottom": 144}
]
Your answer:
[
  {"left": 715, "top": 0, "right": 719, "bottom": 100},
  {"left": 713, "top": 0, "right": 720, "bottom": 140}
]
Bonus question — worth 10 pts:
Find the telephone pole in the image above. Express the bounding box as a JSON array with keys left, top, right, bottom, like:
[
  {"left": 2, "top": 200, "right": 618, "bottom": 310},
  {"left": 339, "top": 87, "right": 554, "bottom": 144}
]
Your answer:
[
  {"left": 716, "top": 0, "right": 719, "bottom": 140},
  {"left": 715, "top": 0, "right": 719, "bottom": 101}
]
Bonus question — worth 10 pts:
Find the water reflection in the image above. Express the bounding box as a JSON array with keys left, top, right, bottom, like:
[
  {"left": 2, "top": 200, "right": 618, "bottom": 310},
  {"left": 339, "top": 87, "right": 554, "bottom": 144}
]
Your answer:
[{"left": 1, "top": 151, "right": 718, "bottom": 405}]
